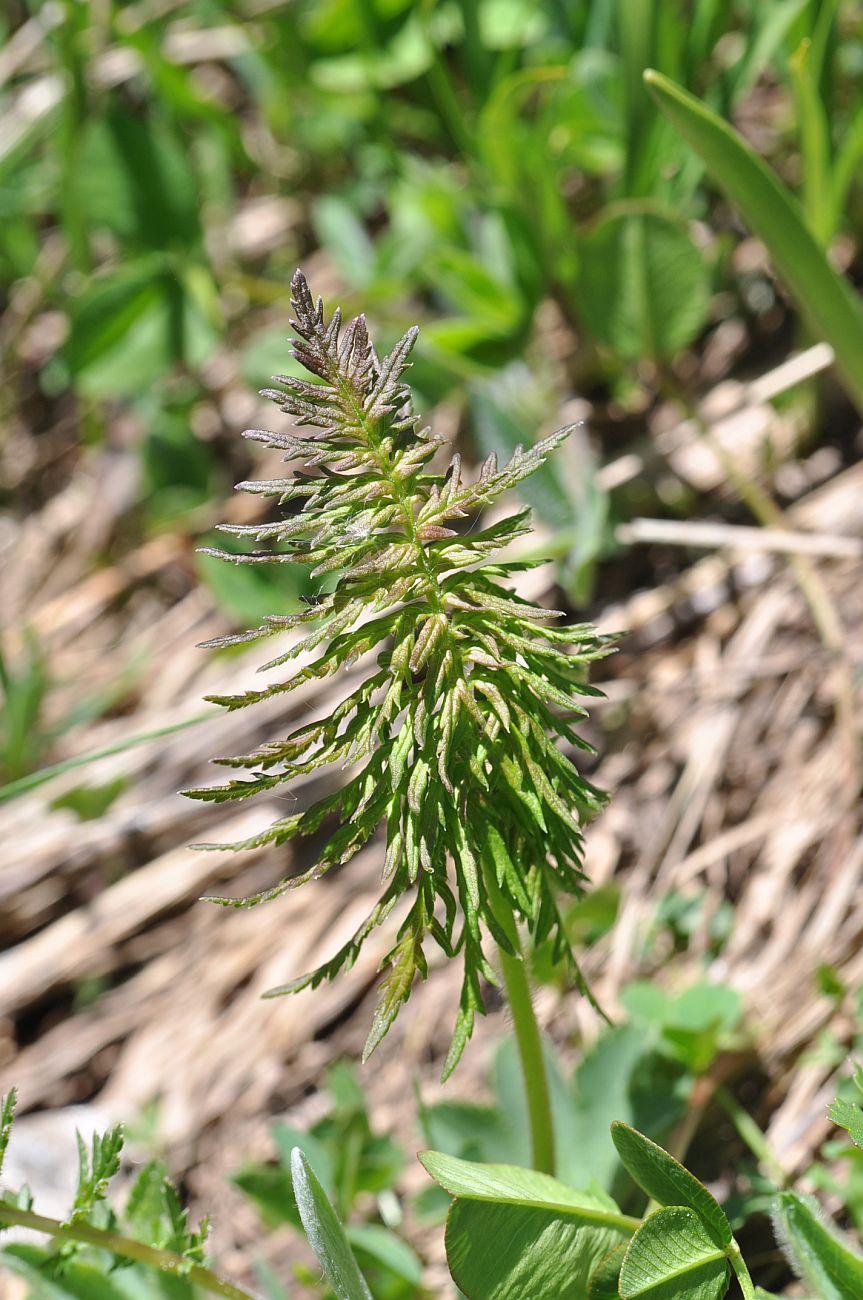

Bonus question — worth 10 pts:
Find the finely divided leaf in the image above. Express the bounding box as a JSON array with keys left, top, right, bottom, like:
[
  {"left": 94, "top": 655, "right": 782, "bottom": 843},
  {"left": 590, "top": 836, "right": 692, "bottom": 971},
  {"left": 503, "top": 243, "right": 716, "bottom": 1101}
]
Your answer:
[
  {"left": 0, "top": 1090, "right": 17, "bottom": 1179},
  {"left": 70, "top": 1126, "right": 125, "bottom": 1223},
  {"left": 189, "top": 270, "right": 615, "bottom": 1067},
  {"left": 827, "top": 1067, "right": 863, "bottom": 1149}
]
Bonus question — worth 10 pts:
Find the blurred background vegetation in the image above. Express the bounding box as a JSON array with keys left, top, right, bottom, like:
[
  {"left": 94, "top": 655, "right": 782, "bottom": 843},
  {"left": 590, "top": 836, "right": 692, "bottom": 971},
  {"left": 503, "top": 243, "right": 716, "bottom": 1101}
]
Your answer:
[
  {"left": 4, "top": 0, "right": 863, "bottom": 779},
  {"left": 2, "top": 3, "right": 863, "bottom": 1295},
  {"left": 5, "top": 0, "right": 863, "bottom": 670}
]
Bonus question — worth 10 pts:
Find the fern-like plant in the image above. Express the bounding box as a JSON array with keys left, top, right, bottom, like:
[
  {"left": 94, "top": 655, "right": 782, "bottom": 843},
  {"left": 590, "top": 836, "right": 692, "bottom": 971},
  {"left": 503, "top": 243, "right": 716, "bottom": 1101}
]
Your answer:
[{"left": 186, "top": 271, "right": 613, "bottom": 1094}]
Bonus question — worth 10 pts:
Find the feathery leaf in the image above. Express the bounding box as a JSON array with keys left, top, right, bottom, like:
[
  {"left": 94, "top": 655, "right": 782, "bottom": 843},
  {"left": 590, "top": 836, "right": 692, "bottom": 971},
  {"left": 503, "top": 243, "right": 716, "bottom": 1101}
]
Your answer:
[{"left": 188, "top": 270, "right": 616, "bottom": 1070}]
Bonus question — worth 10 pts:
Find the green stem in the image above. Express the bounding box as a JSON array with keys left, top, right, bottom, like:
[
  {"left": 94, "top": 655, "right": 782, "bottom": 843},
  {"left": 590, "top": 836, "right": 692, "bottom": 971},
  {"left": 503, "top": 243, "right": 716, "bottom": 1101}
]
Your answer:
[
  {"left": 483, "top": 865, "right": 556, "bottom": 1176},
  {"left": 727, "top": 1239, "right": 757, "bottom": 1300},
  {"left": 715, "top": 1085, "right": 787, "bottom": 1188},
  {"left": 0, "top": 1204, "right": 254, "bottom": 1300}
]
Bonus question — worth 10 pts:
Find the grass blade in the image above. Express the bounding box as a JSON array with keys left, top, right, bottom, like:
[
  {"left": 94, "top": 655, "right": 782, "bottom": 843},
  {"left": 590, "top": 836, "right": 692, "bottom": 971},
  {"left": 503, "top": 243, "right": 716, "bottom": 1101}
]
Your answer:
[
  {"left": 643, "top": 68, "right": 863, "bottom": 416},
  {"left": 0, "top": 711, "right": 217, "bottom": 804},
  {"left": 290, "top": 1150, "right": 372, "bottom": 1300}
]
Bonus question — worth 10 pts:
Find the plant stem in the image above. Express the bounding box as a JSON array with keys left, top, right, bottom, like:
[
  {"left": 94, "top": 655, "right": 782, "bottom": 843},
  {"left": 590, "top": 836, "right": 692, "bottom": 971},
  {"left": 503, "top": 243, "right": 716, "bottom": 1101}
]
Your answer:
[
  {"left": 483, "top": 864, "right": 556, "bottom": 1176},
  {"left": 715, "top": 1085, "right": 787, "bottom": 1188},
  {"left": 727, "top": 1240, "right": 757, "bottom": 1300},
  {"left": 0, "top": 1203, "right": 255, "bottom": 1300}
]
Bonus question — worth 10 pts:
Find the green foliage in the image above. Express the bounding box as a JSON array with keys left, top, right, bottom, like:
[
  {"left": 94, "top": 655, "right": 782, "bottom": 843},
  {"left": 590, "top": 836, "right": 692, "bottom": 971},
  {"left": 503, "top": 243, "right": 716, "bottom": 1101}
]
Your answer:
[
  {"left": 7, "top": 1052, "right": 863, "bottom": 1298},
  {"left": 186, "top": 272, "right": 614, "bottom": 1073},
  {"left": 619, "top": 980, "right": 742, "bottom": 1078},
  {"left": 0, "top": 1093, "right": 246, "bottom": 1300},
  {"left": 611, "top": 1123, "right": 732, "bottom": 1248},
  {"left": 575, "top": 206, "right": 711, "bottom": 362},
  {"left": 827, "top": 1066, "right": 863, "bottom": 1150},
  {"left": 8, "top": 10, "right": 863, "bottom": 1299},
  {"left": 419, "top": 1151, "right": 636, "bottom": 1299},
  {"left": 69, "top": 1126, "right": 125, "bottom": 1224},
  {"left": 0, "top": 1088, "right": 16, "bottom": 1179},
  {"left": 51, "top": 777, "right": 128, "bottom": 823},
  {"left": 644, "top": 66, "right": 863, "bottom": 416},
  {"left": 10, "top": 0, "right": 856, "bottom": 550},
  {"left": 619, "top": 1208, "right": 729, "bottom": 1299},
  {"left": 290, "top": 1149, "right": 373, "bottom": 1300},
  {"left": 234, "top": 1060, "right": 420, "bottom": 1296},
  {"left": 418, "top": 978, "right": 741, "bottom": 1204},
  {"left": 773, "top": 1190, "right": 863, "bottom": 1299},
  {"left": 0, "top": 633, "right": 49, "bottom": 783},
  {"left": 411, "top": 1072, "right": 863, "bottom": 1299},
  {"left": 420, "top": 1123, "right": 757, "bottom": 1300}
]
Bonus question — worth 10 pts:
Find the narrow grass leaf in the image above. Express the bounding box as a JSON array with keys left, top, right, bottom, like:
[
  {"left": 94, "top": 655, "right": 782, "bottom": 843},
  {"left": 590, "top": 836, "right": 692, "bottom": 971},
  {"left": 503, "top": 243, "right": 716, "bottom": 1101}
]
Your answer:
[
  {"left": 290, "top": 1149, "right": 372, "bottom": 1300},
  {"left": 643, "top": 69, "right": 863, "bottom": 416},
  {"left": 0, "top": 1090, "right": 17, "bottom": 1178}
]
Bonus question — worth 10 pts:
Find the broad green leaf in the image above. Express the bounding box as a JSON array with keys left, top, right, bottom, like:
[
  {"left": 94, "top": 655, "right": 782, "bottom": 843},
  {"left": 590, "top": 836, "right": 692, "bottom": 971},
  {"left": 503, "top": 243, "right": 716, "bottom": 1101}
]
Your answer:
[
  {"left": 470, "top": 367, "right": 572, "bottom": 533},
  {"left": 420, "top": 1152, "right": 635, "bottom": 1299},
  {"left": 620, "top": 1207, "right": 729, "bottom": 1299},
  {"left": 138, "top": 398, "right": 213, "bottom": 523},
  {"left": 196, "top": 537, "right": 311, "bottom": 627},
  {"left": 827, "top": 1068, "right": 863, "bottom": 1149},
  {"left": 424, "top": 247, "right": 524, "bottom": 336},
  {"left": 556, "top": 1026, "right": 653, "bottom": 1192},
  {"left": 313, "top": 195, "right": 376, "bottom": 289},
  {"left": 611, "top": 1124, "right": 732, "bottom": 1247},
  {"left": 232, "top": 1164, "right": 300, "bottom": 1231},
  {"left": 50, "top": 778, "right": 127, "bottom": 823},
  {"left": 240, "top": 328, "right": 308, "bottom": 391},
  {"left": 575, "top": 206, "right": 710, "bottom": 361},
  {"left": 419, "top": 1151, "right": 625, "bottom": 1213},
  {"left": 64, "top": 262, "right": 219, "bottom": 398},
  {"left": 589, "top": 1242, "right": 628, "bottom": 1297},
  {"left": 80, "top": 107, "right": 201, "bottom": 252},
  {"left": 643, "top": 68, "right": 863, "bottom": 416},
  {"left": 419, "top": 1096, "right": 518, "bottom": 1167},
  {"left": 290, "top": 1149, "right": 372, "bottom": 1300},
  {"left": 659, "top": 984, "right": 742, "bottom": 1075},
  {"left": 773, "top": 1190, "right": 863, "bottom": 1300}
]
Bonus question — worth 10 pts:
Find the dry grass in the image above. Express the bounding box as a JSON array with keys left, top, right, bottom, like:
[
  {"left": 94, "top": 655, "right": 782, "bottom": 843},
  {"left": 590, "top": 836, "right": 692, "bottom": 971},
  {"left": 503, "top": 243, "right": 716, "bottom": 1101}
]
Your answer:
[{"left": 2, "top": 321, "right": 862, "bottom": 1288}]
